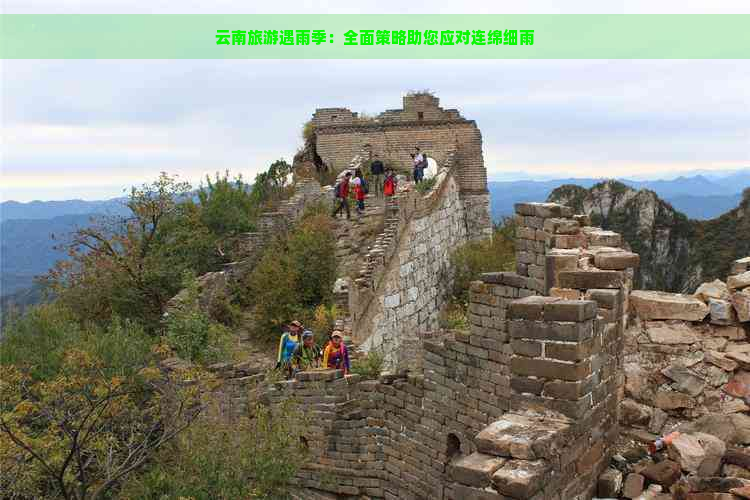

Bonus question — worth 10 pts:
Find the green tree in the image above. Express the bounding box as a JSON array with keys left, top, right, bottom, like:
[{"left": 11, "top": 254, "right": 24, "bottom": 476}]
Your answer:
[
  {"left": 0, "top": 325, "right": 204, "bottom": 500},
  {"left": 243, "top": 210, "right": 337, "bottom": 339},
  {"left": 197, "top": 171, "right": 257, "bottom": 237},
  {"left": 43, "top": 173, "right": 193, "bottom": 329}
]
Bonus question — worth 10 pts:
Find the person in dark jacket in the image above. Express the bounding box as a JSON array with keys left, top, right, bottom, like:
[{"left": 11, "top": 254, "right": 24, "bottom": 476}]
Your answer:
[
  {"left": 331, "top": 171, "right": 352, "bottom": 219},
  {"left": 370, "top": 155, "right": 385, "bottom": 197}
]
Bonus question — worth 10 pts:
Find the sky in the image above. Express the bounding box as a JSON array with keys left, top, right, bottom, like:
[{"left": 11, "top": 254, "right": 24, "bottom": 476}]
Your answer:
[{"left": 2, "top": 0, "right": 750, "bottom": 201}]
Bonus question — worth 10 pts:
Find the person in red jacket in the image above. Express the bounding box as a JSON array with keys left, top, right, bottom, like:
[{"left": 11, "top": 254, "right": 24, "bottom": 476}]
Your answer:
[
  {"left": 331, "top": 171, "right": 352, "bottom": 219},
  {"left": 383, "top": 168, "right": 397, "bottom": 198},
  {"left": 352, "top": 168, "right": 366, "bottom": 216}
]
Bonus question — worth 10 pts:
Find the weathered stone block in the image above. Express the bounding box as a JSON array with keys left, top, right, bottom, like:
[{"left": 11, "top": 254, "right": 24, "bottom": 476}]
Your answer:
[
  {"left": 295, "top": 369, "right": 343, "bottom": 382},
  {"left": 733, "top": 289, "right": 750, "bottom": 322},
  {"left": 588, "top": 230, "right": 622, "bottom": 247},
  {"left": 544, "top": 338, "right": 594, "bottom": 362},
  {"left": 594, "top": 251, "right": 640, "bottom": 270},
  {"left": 732, "top": 257, "right": 750, "bottom": 275},
  {"left": 558, "top": 270, "right": 624, "bottom": 289},
  {"left": 644, "top": 321, "right": 700, "bottom": 344},
  {"left": 514, "top": 202, "right": 571, "bottom": 219},
  {"left": 480, "top": 271, "right": 528, "bottom": 289},
  {"left": 511, "top": 356, "right": 591, "bottom": 382},
  {"left": 549, "top": 233, "right": 587, "bottom": 249},
  {"left": 695, "top": 279, "right": 731, "bottom": 302},
  {"left": 585, "top": 288, "right": 621, "bottom": 309},
  {"left": 729, "top": 271, "right": 750, "bottom": 291},
  {"left": 510, "top": 376, "right": 545, "bottom": 395},
  {"left": 598, "top": 468, "right": 623, "bottom": 498},
  {"left": 543, "top": 217, "right": 580, "bottom": 235},
  {"left": 654, "top": 389, "right": 695, "bottom": 409},
  {"left": 630, "top": 291, "right": 709, "bottom": 321},
  {"left": 709, "top": 298, "right": 738, "bottom": 325},
  {"left": 510, "top": 339, "right": 542, "bottom": 358},
  {"left": 549, "top": 287, "right": 583, "bottom": 300},
  {"left": 448, "top": 452, "right": 506, "bottom": 487},
  {"left": 622, "top": 473, "right": 645, "bottom": 499},
  {"left": 542, "top": 378, "right": 594, "bottom": 400},
  {"left": 508, "top": 296, "right": 558, "bottom": 320},
  {"left": 491, "top": 459, "right": 549, "bottom": 498},
  {"left": 509, "top": 319, "right": 594, "bottom": 342},
  {"left": 543, "top": 300, "right": 597, "bottom": 322}
]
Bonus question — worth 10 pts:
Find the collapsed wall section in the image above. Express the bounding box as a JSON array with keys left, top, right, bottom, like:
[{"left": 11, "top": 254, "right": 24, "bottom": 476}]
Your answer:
[{"left": 619, "top": 256, "right": 750, "bottom": 451}]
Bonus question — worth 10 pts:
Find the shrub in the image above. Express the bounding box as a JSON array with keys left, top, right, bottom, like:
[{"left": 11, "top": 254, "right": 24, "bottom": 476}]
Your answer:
[
  {"left": 165, "top": 274, "right": 232, "bottom": 364},
  {"left": 243, "top": 209, "right": 337, "bottom": 340},
  {"left": 197, "top": 171, "right": 257, "bottom": 237},
  {"left": 310, "top": 304, "right": 339, "bottom": 339},
  {"left": 120, "top": 400, "right": 309, "bottom": 499},
  {"left": 450, "top": 223, "right": 516, "bottom": 305},
  {"left": 415, "top": 176, "right": 438, "bottom": 194},
  {"left": 0, "top": 303, "right": 152, "bottom": 382},
  {"left": 0, "top": 341, "right": 201, "bottom": 500},
  {"left": 351, "top": 350, "right": 385, "bottom": 380},
  {"left": 439, "top": 303, "right": 469, "bottom": 331},
  {"left": 302, "top": 120, "right": 315, "bottom": 143}
]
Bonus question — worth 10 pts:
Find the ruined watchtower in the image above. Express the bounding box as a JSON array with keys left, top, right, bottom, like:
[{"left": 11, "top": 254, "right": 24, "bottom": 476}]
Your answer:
[{"left": 309, "top": 93, "right": 490, "bottom": 241}]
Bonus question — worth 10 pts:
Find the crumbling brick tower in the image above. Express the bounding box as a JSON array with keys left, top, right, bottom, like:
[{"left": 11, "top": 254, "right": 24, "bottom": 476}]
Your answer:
[{"left": 309, "top": 93, "right": 491, "bottom": 240}]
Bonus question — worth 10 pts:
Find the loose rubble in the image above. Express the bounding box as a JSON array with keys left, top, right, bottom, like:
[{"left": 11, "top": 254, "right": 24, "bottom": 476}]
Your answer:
[{"left": 599, "top": 256, "right": 750, "bottom": 499}]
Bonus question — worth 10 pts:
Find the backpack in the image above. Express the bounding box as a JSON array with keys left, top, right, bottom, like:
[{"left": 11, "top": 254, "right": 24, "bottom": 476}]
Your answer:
[
  {"left": 361, "top": 177, "right": 369, "bottom": 194},
  {"left": 334, "top": 182, "right": 342, "bottom": 198}
]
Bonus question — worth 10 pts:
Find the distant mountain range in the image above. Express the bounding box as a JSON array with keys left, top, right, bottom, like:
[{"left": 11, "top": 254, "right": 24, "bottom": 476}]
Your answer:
[
  {"left": 0, "top": 198, "right": 129, "bottom": 222},
  {"left": 489, "top": 170, "right": 750, "bottom": 221},
  {"left": 1, "top": 169, "right": 749, "bottom": 308}
]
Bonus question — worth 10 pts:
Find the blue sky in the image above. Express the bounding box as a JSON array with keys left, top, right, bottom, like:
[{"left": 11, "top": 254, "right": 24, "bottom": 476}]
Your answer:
[{"left": 2, "top": 0, "right": 749, "bottom": 201}]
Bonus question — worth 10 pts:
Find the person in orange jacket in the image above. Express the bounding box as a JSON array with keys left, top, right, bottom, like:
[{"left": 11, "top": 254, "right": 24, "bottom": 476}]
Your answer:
[{"left": 322, "top": 331, "right": 350, "bottom": 374}]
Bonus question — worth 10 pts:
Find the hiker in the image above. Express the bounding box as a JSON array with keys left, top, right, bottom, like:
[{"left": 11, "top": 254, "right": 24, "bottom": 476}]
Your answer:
[
  {"left": 323, "top": 330, "right": 350, "bottom": 374},
  {"left": 413, "top": 147, "right": 425, "bottom": 183},
  {"left": 352, "top": 168, "right": 367, "bottom": 216},
  {"left": 276, "top": 320, "right": 303, "bottom": 378},
  {"left": 383, "top": 168, "right": 397, "bottom": 198},
  {"left": 370, "top": 155, "right": 384, "bottom": 197},
  {"left": 292, "top": 330, "right": 322, "bottom": 373},
  {"left": 331, "top": 171, "right": 352, "bottom": 220}
]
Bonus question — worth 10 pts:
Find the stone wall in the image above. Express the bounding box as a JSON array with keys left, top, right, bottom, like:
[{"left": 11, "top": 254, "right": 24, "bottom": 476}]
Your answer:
[{"left": 354, "top": 169, "right": 475, "bottom": 368}]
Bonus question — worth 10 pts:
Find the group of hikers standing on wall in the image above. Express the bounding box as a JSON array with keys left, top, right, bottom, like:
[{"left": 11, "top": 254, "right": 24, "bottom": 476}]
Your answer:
[
  {"left": 331, "top": 147, "right": 428, "bottom": 220},
  {"left": 276, "top": 320, "right": 350, "bottom": 379}
]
